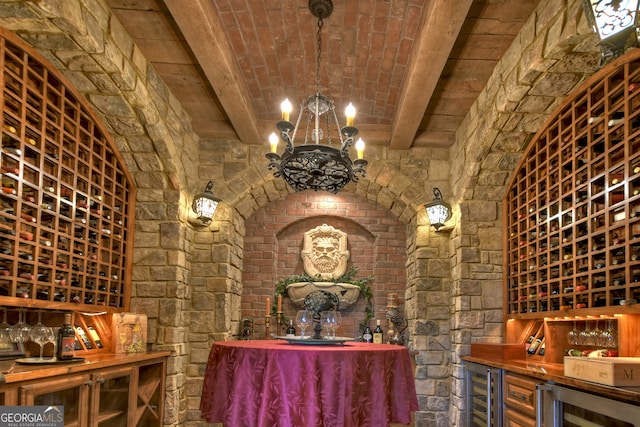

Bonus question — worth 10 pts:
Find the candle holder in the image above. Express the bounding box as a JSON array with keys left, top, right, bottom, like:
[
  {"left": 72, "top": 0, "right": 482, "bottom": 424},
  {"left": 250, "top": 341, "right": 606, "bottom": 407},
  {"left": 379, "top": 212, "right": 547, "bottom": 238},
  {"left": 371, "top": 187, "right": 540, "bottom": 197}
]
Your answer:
[{"left": 265, "top": 315, "right": 271, "bottom": 339}]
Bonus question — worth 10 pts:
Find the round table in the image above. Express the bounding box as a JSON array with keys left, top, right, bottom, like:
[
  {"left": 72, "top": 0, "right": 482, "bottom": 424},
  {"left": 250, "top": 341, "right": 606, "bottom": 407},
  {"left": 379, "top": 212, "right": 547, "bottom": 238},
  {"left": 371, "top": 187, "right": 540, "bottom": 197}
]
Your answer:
[{"left": 200, "top": 339, "right": 419, "bottom": 427}]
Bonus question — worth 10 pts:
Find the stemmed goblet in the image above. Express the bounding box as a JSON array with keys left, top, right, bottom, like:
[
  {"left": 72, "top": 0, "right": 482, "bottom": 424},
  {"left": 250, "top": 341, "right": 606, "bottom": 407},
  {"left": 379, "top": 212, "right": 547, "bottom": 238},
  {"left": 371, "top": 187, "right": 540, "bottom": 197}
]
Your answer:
[
  {"left": 29, "top": 311, "right": 53, "bottom": 360},
  {"left": 579, "top": 321, "right": 591, "bottom": 346},
  {"left": 295, "top": 310, "right": 311, "bottom": 338},
  {"left": 568, "top": 320, "right": 580, "bottom": 346},
  {"left": 9, "top": 310, "right": 30, "bottom": 345},
  {"left": 590, "top": 320, "right": 601, "bottom": 347},
  {"left": 321, "top": 311, "right": 332, "bottom": 339},
  {"left": 49, "top": 326, "right": 60, "bottom": 361},
  {"left": 0, "top": 308, "right": 11, "bottom": 350},
  {"left": 603, "top": 319, "right": 618, "bottom": 348},
  {"left": 330, "top": 311, "right": 342, "bottom": 338}
]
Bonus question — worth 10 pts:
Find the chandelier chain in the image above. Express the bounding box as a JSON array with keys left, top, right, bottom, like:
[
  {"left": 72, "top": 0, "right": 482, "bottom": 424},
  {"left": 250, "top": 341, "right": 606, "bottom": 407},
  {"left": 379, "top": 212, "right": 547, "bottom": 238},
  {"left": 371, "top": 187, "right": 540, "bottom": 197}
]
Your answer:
[{"left": 315, "top": 17, "right": 323, "bottom": 94}]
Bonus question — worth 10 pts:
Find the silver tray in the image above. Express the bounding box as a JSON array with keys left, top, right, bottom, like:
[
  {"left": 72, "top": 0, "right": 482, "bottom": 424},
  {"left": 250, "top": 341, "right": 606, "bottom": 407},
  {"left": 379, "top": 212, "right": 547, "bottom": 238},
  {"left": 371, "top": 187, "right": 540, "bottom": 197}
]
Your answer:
[
  {"left": 15, "top": 357, "right": 86, "bottom": 365},
  {"left": 277, "top": 336, "right": 355, "bottom": 345}
]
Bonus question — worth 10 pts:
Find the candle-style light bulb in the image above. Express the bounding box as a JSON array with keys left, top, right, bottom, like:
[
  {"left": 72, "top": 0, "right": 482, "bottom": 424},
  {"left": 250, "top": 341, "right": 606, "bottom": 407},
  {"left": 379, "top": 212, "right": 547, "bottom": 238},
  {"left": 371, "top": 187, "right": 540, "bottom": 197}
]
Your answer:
[
  {"left": 345, "top": 102, "right": 356, "bottom": 127},
  {"left": 355, "top": 138, "right": 365, "bottom": 159},
  {"left": 269, "top": 132, "right": 279, "bottom": 153},
  {"left": 281, "top": 98, "right": 292, "bottom": 122}
]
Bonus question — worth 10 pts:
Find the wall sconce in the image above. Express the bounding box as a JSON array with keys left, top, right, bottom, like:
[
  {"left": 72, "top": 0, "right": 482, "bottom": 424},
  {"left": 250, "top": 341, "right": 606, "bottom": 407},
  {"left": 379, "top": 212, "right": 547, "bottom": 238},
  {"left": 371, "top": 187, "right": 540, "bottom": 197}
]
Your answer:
[
  {"left": 424, "top": 188, "right": 452, "bottom": 231},
  {"left": 191, "top": 181, "right": 221, "bottom": 224},
  {"left": 582, "top": 0, "right": 640, "bottom": 63}
]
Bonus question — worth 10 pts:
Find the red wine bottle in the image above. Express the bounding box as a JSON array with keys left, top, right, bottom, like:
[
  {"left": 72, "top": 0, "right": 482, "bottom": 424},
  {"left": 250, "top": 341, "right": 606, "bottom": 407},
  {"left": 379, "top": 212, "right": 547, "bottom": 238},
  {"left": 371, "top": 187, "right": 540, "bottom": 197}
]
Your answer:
[{"left": 57, "top": 313, "right": 76, "bottom": 360}]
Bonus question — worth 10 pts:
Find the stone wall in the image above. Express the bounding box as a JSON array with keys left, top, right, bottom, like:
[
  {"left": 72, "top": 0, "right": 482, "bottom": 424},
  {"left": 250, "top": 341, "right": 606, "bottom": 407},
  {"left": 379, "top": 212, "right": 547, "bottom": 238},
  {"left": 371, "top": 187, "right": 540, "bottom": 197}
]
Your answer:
[{"left": 447, "top": 0, "right": 601, "bottom": 424}]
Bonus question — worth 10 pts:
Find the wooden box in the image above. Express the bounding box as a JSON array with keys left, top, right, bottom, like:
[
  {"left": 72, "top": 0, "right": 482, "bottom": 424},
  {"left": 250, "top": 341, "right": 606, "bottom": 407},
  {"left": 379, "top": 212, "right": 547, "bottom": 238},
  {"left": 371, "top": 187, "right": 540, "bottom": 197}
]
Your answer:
[
  {"left": 564, "top": 356, "right": 640, "bottom": 386},
  {"left": 111, "top": 313, "right": 147, "bottom": 353},
  {"left": 470, "top": 343, "right": 526, "bottom": 361}
]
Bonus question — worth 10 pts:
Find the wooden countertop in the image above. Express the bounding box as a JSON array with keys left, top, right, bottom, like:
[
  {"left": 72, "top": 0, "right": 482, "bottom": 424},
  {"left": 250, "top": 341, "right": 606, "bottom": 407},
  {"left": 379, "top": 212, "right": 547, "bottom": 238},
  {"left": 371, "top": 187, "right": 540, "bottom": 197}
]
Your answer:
[
  {"left": 463, "top": 355, "right": 640, "bottom": 406},
  {"left": 0, "top": 351, "right": 171, "bottom": 384}
]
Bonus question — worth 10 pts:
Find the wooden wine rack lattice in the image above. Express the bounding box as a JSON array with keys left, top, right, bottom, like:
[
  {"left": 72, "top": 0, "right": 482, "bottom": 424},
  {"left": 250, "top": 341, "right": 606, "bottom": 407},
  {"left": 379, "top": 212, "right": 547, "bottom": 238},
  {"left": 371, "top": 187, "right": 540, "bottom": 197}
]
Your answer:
[
  {"left": 0, "top": 30, "right": 135, "bottom": 312},
  {"left": 504, "top": 51, "right": 640, "bottom": 318}
]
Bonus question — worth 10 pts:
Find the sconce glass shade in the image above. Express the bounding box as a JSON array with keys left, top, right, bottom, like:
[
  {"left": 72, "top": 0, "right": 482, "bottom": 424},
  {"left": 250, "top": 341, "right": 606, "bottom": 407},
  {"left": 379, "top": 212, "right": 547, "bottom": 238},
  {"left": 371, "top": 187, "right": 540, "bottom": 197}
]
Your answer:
[
  {"left": 425, "top": 188, "right": 452, "bottom": 231},
  {"left": 192, "top": 181, "right": 221, "bottom": 224},
  {"left": 582, "top": 0, "right": 640, "bottom": 61}
]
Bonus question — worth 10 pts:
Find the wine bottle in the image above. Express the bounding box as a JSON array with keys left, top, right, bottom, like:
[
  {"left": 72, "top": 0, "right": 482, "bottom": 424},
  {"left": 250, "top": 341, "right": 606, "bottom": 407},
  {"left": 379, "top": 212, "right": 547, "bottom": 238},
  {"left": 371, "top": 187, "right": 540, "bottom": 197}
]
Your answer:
[
  {"left": 362, "top": 324, "right": 373, "bottom": 343},
  {"left": 373, "top": 319, "right": 383, "bottom": 344},
  {"left": 87, "top": 326, "right": 103, "bottom": 348},
  {"left": 538, "top": 342, "right": 546, "bottom": 356},
  {"left": 57, "top": 313, "right": 76, "bottom": 360},
  {"left": 527, "top": 336, "right": 543, "bottom": 354},
  {"left": 285, "top": 319, "right": 296, "bottom": 337},
  {"left": 75, "top": 326, "right": 93, "bottom": 349},
  {"left": 608, "top": 111, "right": 624, "bottom": 126}
]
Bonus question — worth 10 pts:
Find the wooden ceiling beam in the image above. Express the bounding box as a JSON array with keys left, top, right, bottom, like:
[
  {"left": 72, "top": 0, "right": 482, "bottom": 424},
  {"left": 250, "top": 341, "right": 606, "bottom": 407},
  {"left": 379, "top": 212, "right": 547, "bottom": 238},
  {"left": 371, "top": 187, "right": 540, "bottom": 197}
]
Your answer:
[
  {"left": 389, "top": 0, "right": 474, "bottom": 150},
  {"left": 163, "top": 0, "right": 262, "bottom": 144}
]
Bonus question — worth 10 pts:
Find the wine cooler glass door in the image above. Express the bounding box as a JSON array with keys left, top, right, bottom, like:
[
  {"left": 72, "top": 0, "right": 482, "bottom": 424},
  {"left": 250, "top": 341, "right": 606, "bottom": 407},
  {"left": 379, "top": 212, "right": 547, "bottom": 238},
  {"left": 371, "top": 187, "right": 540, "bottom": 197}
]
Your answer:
[
  {"left": 541, "top": 384, "right": 640, "bottom": 426},
  {"left": 465, "top": 362, "right": 502, "bottom": 427}
]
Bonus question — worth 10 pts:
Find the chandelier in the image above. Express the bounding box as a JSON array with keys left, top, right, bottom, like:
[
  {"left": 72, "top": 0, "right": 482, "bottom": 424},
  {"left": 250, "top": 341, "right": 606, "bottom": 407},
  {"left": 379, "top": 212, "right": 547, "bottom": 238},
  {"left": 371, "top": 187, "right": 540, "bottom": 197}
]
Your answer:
[{"left": 266, "top": 0, "right": 367, "bottom": 194}]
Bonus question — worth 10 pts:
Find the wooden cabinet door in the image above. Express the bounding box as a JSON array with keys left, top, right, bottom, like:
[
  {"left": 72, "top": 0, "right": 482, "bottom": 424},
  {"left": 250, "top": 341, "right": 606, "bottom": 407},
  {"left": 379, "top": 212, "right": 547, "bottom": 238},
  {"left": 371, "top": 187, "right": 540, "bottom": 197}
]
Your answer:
[
  {"left": 132, "top": 360, "right": 166, "bottom": 427},
  {"left": 504, "top": 406, "right": 536, "bottom": 427},
  {"left": 90, "top": 366, "right": 134, "bottom": 427},
  {"left": 20, "top": 374, "right": 91, "bottom": 427}
]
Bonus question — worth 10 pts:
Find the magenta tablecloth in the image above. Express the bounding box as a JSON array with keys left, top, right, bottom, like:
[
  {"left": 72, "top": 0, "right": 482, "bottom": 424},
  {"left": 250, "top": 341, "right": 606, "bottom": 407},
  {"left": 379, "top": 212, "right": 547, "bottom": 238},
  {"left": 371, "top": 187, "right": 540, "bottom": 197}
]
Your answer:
[{"left": 199, "top": 340, "right": 419, "bottom": 427}]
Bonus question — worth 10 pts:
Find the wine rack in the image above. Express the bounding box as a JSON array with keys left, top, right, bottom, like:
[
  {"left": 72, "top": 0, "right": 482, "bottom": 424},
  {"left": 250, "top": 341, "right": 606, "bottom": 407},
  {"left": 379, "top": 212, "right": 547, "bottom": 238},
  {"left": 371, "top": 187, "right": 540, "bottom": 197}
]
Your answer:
[
  {"left": 504, "top": 50, "right": 640, "bottom": 318},
  {"left": 0, "top": 29, "right": 135, "bottom": 312}
]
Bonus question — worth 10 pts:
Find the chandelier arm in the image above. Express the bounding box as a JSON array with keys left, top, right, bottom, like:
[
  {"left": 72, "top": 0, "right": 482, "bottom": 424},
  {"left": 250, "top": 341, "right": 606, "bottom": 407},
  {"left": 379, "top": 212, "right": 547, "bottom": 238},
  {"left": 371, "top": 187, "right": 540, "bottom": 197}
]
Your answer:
[{"left": 280, "top": 131, "right": 294, "bottom": 154}]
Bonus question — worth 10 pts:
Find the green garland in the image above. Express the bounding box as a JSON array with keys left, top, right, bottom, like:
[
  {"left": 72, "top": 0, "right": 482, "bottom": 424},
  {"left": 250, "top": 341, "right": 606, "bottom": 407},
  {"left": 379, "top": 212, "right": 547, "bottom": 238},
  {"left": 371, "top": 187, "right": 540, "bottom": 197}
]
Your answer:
[{"left": 272, "top": 267, "right": 374, "bottom": 332}]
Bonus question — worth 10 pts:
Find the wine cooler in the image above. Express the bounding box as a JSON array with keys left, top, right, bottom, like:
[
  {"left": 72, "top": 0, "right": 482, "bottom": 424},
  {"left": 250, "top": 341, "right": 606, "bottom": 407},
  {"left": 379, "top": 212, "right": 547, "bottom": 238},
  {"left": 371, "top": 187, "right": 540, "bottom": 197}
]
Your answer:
[
  {"left": 464, "top": 361, "right": 502, "bottom": 426},
  {"left": 538, "top": 384, "right": 640, "bottom": 426}
]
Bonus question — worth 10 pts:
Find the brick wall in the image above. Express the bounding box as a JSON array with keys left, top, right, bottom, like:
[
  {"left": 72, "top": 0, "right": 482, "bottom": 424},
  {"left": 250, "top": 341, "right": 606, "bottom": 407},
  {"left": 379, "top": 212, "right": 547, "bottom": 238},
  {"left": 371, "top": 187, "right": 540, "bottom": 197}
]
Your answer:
[{"left": 243, "top": 190, "right": 407, "bottom": 338}]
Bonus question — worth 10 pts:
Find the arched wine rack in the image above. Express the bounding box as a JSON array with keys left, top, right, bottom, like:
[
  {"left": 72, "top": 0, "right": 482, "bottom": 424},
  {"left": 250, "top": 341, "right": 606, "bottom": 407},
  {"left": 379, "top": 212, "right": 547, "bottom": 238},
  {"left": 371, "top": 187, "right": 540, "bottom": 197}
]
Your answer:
[
  {"left": 0, "top": 28, "right": 135, "bottom": 312},
  {"left": 504, "top": 50, "right": 640, "bottom": 318}
]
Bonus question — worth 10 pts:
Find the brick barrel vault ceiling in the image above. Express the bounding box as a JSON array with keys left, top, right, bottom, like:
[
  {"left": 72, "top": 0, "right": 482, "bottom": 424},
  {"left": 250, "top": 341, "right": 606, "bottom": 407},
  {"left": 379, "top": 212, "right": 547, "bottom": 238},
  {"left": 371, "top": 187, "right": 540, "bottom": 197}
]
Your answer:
[{"left": 107, "top": 0, "right": 540, "bottom": 148}]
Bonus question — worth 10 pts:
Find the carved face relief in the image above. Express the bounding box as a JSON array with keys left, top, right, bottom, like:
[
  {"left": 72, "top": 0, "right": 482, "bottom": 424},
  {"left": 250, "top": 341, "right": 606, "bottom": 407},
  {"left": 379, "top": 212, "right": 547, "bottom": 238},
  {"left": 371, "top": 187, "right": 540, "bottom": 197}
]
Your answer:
[{"left": 301, "top": 224, "right": 350, "bottom": 279}]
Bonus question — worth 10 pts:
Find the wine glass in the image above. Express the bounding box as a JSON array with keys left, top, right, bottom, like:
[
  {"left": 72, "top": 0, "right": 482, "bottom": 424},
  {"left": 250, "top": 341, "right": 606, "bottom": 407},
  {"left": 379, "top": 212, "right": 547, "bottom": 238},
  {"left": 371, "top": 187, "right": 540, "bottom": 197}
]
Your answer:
[
  {"left": 568, "top": 320, "right": 580, "bottom": 346},
  {"left": 29, "top": 311, "right": 52, "bottom": 360},
  {"left": 0, "top": 308, "right": 11, "bottom": 350},
  {"left": 331, "top": 311, "right": 342, "bottom": 338},
  {"left": 579, "top": 321, "right": 591, "bottom": 346},
  {"left": 295, "top": 310, "right": 311, "bottom": 338},
  {"left": 321, "top": 311, "right": 332, "bottom": 339},
  {"left": 49, "top": 326, "right": 60, "bottom": 361},
  {"left": 9, "top": 310, "right": 31, "bottom": 345},
  {"left": 590, "top": 320, "right": 601, "bottom": 347},
  {"left": 604, "top": 319, "right": 618, "bottom": 348}
]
